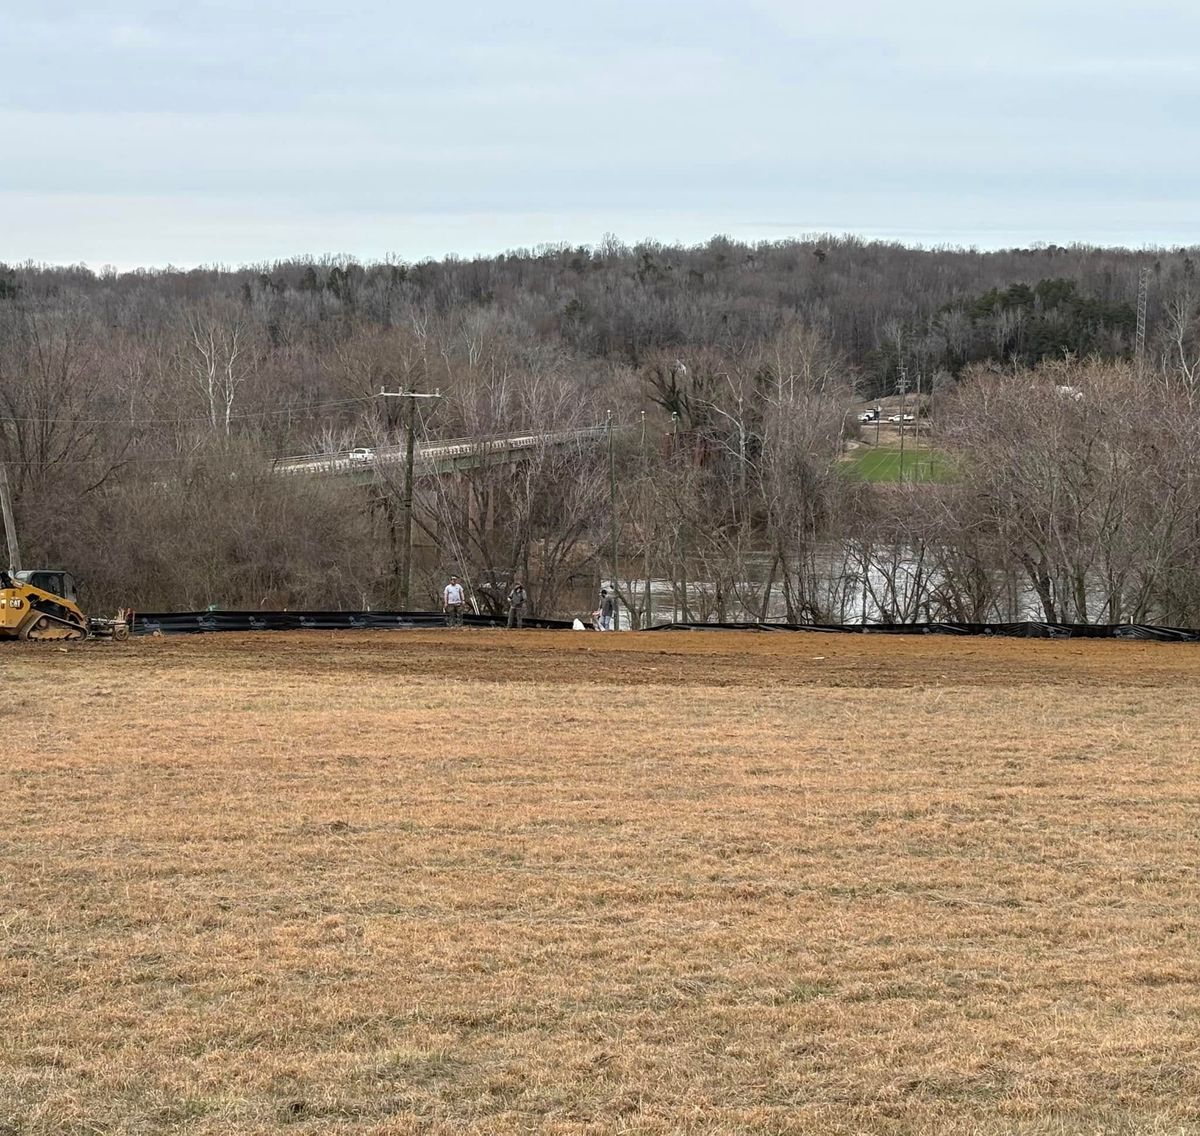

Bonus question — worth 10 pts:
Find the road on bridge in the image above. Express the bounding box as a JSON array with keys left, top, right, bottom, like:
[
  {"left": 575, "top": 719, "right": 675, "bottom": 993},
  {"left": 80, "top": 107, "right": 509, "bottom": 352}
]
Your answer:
[{"left": 273, "top": 426, "right": 613, "bottom": 477}]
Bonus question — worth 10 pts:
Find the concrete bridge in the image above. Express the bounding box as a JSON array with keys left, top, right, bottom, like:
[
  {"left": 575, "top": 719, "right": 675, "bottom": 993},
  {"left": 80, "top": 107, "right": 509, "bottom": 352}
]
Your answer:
[{"left": 274, "top": 425, "right": 613, "bottom": 479}]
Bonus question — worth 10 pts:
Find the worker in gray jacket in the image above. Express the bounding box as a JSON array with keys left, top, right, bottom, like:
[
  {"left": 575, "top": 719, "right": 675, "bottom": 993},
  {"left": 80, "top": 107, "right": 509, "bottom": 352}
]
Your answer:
[{"left": 506, "top": 579, "right": 528, "bottom": 629}]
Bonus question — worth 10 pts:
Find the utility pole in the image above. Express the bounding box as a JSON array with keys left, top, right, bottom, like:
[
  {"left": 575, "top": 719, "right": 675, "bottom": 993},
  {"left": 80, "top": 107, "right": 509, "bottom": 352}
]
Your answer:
[
  {"left": 672, "top": 411, "right": 690, "bottom": 622},
  {"left": 913, "top": 369, "right": 921, "bottom": 448},
  {"left": 896, "top": 362, "right": 908, "bottom": 483},
  {"left": 378, "top": 388, "right": 442, "bottom": 608},
  {"left": 641, "top": 410, "right": 652, "bottom": 629},
  {"left": 607, "top": 410, "right": 619, "bottom": 631},
  {"left": 0, "top": 462, "right": 19, "bottom": 573},
  {"left": 913, "top": 368, "right": 925, "bottom": 479}
]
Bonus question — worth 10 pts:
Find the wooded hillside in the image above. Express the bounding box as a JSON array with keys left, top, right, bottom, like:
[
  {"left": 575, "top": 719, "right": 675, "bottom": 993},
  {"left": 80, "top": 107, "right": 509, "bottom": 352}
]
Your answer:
[{"left": 3, "top": 235, "right": 1199, "bottom": 622}]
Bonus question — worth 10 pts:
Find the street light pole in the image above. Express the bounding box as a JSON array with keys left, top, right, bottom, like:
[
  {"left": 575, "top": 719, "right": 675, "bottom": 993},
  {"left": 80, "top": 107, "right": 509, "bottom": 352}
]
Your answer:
[{"left": 379, "top": 388, "right": 442, "bottom": 608}]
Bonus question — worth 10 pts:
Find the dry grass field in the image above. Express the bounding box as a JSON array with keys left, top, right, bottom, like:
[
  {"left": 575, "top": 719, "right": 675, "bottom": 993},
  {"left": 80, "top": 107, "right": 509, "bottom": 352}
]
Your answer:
[{"left": 3, "top": 629, "right": 1200, "bottom": 1135}]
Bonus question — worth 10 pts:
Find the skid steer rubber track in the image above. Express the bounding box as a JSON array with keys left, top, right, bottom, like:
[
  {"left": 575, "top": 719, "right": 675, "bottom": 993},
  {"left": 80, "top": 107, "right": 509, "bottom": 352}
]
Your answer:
[{"left": 19, "top": 608, "right": 88, "bottom": 641}]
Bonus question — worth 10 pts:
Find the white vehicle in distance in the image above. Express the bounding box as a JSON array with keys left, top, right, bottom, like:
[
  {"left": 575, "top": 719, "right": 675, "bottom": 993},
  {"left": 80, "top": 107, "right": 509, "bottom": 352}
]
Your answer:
[
  {"left": 348, "top": 447, "right": 375, "bottom": 463},
  {"left": 888, "top": 414, "right": 916, "bottom": 424},
  {"left": 858, "top": 409, "right": 879, "bottom": 422}
]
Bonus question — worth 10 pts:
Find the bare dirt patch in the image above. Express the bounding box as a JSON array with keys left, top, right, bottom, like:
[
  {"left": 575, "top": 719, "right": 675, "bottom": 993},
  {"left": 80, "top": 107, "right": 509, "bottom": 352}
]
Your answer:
[{"left": 3, "top": 631, "right": 1199, "bottom": 1133}]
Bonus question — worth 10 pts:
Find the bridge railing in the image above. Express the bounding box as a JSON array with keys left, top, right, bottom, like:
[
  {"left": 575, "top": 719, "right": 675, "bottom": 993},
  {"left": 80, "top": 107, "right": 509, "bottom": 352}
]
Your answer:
[{"left": 273, "top": 424, "right": 618, "bottom": 475}]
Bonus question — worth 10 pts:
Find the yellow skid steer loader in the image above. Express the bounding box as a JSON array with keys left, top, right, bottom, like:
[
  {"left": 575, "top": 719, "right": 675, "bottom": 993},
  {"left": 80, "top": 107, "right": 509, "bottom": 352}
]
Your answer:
[{"left": 0, "top": 570, "right": 129, "bottom": 641}]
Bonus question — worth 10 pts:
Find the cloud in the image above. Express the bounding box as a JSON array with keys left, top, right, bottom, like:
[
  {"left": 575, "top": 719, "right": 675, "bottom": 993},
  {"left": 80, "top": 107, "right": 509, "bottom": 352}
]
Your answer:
[
  {"left": 108, "top": 22, "right": 159, "bottom": 49},
  {"left": 3, "top": 1, "right": 1200, "bottom": 266}
]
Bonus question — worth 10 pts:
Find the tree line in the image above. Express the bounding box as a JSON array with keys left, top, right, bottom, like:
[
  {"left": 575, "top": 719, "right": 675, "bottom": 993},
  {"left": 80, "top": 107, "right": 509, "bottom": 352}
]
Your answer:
[{"left": 1, "top": 235, "right": 1199, "bottom": 623}]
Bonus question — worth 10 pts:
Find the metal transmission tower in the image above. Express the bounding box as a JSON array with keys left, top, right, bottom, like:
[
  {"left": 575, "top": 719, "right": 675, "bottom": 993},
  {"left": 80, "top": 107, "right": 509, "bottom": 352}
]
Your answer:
[{"left": 1136, "top": 266, "right": 1151, "bottom": 376}]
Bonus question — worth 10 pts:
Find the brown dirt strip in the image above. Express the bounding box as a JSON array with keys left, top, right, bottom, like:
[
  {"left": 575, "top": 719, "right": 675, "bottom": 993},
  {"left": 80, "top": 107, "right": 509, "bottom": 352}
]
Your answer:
[{"left": 12, "top": 626, "right": 1196, "bottom": 690}]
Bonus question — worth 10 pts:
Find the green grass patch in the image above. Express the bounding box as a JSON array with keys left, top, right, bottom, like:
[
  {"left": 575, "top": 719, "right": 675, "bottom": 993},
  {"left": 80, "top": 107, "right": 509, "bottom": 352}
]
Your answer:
[{"left": 844, "top": 447, "right": 956, "bottom": 483}]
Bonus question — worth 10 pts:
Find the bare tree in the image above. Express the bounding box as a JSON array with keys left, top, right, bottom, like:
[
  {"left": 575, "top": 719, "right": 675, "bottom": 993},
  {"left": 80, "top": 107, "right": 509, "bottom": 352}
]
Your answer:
[{"left": 181, "top": 306, "right": 250, "bottom": 434}]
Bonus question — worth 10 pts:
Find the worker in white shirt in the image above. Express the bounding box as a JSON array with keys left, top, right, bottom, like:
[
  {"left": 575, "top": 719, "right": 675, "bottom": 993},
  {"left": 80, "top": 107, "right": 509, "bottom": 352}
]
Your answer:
[{"left": 443, "top": 575, "right": 466, "bottom": 628}]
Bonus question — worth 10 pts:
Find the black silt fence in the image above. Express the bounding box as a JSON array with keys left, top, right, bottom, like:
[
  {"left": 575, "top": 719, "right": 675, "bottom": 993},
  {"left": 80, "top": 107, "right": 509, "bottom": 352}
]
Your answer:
[
  {"left": 645, "top": 621, "right": 1200, "bottom": 642},
  {"left": 131, "top": 610, "right": 576, "bottom": 635},
  {"left": 131, "top": 612, "right": 1200, "bottom": 641}
]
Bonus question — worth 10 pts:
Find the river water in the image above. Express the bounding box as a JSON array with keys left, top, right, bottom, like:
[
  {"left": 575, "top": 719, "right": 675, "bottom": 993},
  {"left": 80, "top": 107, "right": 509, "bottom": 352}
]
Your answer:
[{"left": 595, "top": 546, "right": 1055, "bottom": 628}]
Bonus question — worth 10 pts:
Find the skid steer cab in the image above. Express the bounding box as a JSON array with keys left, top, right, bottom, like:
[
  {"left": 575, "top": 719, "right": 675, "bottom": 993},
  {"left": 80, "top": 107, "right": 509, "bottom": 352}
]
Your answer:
[{"left": 0, "top": 569, "right": 130, "bottom": 642}]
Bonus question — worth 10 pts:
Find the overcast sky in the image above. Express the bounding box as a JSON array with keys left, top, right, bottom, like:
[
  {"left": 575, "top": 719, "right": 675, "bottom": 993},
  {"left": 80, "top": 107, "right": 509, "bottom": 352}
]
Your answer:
[{"left": 4, "top": 1, "right": 1199, "bottom": 268}]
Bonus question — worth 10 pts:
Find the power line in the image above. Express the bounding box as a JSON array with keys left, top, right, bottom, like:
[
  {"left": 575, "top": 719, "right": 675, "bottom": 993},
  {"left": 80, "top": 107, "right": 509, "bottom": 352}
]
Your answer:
[
  {"left": 0, "top": 395, "right": 377, "bottom": 427},
  {"left": 1, "top": 451, "right": 308, "bottom": 468},
  {"left": 0, "top": 418, "right": 637, "bottom": 471}
]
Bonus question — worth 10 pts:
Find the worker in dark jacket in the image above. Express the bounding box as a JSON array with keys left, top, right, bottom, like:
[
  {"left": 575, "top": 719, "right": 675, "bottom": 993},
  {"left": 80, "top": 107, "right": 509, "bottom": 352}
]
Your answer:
[{"left": 597, "top": 589, "right": 615, "bottom": 631}]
